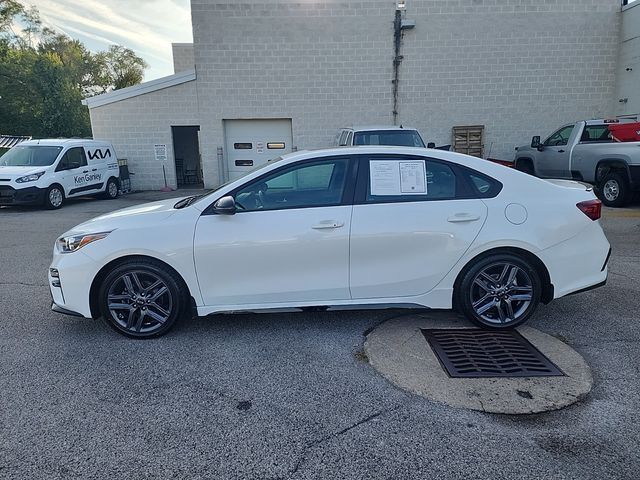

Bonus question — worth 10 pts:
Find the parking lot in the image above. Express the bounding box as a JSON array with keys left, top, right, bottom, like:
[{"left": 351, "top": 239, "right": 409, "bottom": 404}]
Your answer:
[{"left": 1, "top": 193, "right": 639, "bottom": 480}]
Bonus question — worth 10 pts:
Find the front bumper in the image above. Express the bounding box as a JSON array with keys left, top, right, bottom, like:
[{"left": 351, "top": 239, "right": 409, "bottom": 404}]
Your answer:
[
  {"left": 0, "top": 185, "right": 46, "bottom": 205},
  {"left": 48, "top": 250, "right": 98, "bottom": 319}
]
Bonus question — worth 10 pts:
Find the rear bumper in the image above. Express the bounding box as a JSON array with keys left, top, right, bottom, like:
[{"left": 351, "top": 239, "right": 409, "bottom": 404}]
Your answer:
[
  {"left": 0, "top": 185, "right": 46, "bottom": 205},
  {"left": 538, "top": 222, "right": 610, "bottom": 299}
]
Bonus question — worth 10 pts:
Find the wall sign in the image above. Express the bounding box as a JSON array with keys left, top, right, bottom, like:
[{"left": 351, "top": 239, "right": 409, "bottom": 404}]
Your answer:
[
  {"left": 256, "top": 142, "right": 265, "bottom": 154},
  {"left": 154, "top": 144, "right": 167, "bottom": 162}
]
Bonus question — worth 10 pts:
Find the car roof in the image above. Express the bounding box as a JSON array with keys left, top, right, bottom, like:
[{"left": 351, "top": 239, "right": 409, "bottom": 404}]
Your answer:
[
  {"left": 18, "top": 139, "right": 111, "bottom": 147},
  {"left": 276, "top": 146, "right": 503, "bottom": 175},
  {"left": 342, "top": 125, "right": 420, "bottom": 132}
]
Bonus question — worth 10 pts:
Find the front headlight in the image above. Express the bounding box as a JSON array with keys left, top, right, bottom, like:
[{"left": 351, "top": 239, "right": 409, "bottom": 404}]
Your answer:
[
  {"left": 57, "top": 231, "right": 112, "bottom": 253},
  {"left": 16, "top": 171, "right": 46, "bottom": 183}
]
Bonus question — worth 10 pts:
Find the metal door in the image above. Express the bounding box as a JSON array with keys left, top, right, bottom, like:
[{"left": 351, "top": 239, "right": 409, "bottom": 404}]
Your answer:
[{"left": 224, "top": 119, "right": 293, "bottom": 181}]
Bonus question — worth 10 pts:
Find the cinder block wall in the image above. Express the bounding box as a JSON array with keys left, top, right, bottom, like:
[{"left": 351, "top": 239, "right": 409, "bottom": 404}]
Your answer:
[
  {"left": 192, "top": 0, "right": 621, "bottom": 188},
  {"left": 89, "top": 80, "right": 199, "bottom": 190},
  {"left": 615, "top": 1, "right": 640, "bottom": 116},
  {"left": 172, "top": 43, "right": 196, "bottom": 74}
]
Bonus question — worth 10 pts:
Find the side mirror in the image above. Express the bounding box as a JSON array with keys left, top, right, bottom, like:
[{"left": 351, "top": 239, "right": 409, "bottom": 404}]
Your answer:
[
  {"left": 427, "top": 142, "right": 436, "bottom": 149},
  {"left": 213, "top": 195, "right": 237, "bottom": 215},
  {"left": 531, "top": 136, "right": 542, "bottom": 150}
]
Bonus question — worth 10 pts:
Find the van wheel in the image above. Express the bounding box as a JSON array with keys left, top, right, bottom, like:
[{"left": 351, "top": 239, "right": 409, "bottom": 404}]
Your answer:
[
  {"left": 599, "top": 172, "right": 631, "bottom": 208},
  {"left": 103, "top": 178, "right": 119, "bottom": 199},
  {"left": 44, "top": 185, "right": 65, "bottom": 209}
]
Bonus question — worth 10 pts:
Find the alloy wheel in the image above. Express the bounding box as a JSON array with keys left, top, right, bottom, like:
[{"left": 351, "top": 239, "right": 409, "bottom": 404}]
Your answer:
[
  {"left": 603, "top": 179, "right": 619, "bottom": 202},
  {"left": 107, "top": 270, "right": 173, "bottom": 334},
  {"left": 470, "top": 262, "right": 533, "bottom": 325}
]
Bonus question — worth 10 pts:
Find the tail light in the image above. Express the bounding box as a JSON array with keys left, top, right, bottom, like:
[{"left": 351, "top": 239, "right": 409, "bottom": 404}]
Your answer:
[{"left": 577, "top": 199, "right": 602, "bottom": 221}]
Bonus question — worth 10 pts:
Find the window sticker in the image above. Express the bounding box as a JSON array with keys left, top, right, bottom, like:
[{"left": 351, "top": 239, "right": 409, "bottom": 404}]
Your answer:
[{"left": 370, "top": 160, "right": 427, "bottom": 196}]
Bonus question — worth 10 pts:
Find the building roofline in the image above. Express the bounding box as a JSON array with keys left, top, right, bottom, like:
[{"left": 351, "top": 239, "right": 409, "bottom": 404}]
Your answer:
[{"left": 82, "top": 69, "right": 196, "bottom": 109}]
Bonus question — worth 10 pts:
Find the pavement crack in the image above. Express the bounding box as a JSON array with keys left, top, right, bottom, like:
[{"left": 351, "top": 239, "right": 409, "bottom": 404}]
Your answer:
[
  {"left": 0, "top": 281, "right": 47, "bottom": 287},
  {"left": 289, "top": 402, "right": 406, "bottom": 476}
]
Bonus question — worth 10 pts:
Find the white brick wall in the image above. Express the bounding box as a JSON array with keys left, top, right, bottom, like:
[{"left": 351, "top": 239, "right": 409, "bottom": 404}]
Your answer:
[
  {"left": 191, "top": 0, "right": 621, "bottom": 188},
  {"left": 172, "top": 43, "right": 196, "bottom": 73},
  {"left": 89, "top": 80, "right": 198, "bottom": 190},
  {"left": 88, "top": 0, "right": 624, "bottom": 190},
  {"left": 615, "top": 2, "right": 640, "bottom": 115}
]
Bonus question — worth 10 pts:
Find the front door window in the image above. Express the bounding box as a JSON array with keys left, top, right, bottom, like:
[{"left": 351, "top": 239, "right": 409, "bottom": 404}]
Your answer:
[{"left": 234, "top": 158, "right": 350, "bottom": 212}]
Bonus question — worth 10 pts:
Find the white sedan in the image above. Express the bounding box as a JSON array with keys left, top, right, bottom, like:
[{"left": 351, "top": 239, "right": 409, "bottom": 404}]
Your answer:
[{"left": 49, "top": 147, "right": 610, "bottom": 338}]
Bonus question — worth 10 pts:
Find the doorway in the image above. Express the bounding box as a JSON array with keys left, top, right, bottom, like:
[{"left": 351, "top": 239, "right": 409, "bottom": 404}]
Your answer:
[{"left": 172, "top": 126, "right": 202, "bottom": 188}]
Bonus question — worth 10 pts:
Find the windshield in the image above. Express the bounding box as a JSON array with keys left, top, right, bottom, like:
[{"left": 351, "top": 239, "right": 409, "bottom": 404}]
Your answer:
[
  {"left": 353, "top": 130, "right": 425, "bottom": 147},
  {"left": 0, "top": 146, "right": 63, "bottom": 167}
]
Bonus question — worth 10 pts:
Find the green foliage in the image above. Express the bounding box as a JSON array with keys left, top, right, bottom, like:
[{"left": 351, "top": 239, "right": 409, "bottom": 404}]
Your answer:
[{"left": 0, "top": 0, "right": 148, "bottom": 137}]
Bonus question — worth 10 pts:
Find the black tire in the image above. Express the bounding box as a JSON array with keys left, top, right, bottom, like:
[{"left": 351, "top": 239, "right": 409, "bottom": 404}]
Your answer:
[
  {"left": 515, "top": 159, "right": 535, "bottom": 176},
  {"left": 598, "top": 171, "right": 632, "bottom": 208},
  {"left": 455, "top": 253, "right": 542, "bottom": 329},
  {"left": 44, "top": 184, "right": 65, "bottom": 210},
  {"left": 103, "top": 177, "right": 119, "bottom": 200},
  {"left": 98, "top": 259, "right": 187, "bottom": 338}
]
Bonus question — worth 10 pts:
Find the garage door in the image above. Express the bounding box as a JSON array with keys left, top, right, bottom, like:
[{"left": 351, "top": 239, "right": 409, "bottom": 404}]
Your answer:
[{"left": 224, "top": 119, "right": 293, "bottom": 180}]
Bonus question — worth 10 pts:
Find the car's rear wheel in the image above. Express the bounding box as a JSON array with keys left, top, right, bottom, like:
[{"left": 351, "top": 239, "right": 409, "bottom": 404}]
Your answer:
[
  {"left": 456, "top": 253, "right": 541, "bottom": 329},
  {"left": 98, "top": 260, "right": 186, "bottom": 338}
]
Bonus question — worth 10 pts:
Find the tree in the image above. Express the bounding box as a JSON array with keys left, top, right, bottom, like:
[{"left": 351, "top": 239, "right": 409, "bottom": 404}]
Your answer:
[
  {"left": 96, "top": 45, "right": 148, "bottom": 92},
  {"left": 0, "top": 1, "right": 148, "bottom": 137}
]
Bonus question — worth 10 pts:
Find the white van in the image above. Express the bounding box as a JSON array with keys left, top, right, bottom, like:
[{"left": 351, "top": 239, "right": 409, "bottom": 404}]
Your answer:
[{"left": 0, "top": 139, "right": 120, "bottom": 209}]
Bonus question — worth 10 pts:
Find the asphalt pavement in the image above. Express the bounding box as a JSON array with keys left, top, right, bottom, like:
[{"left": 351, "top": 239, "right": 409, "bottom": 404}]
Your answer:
[{"left": 0, "top": 191, "right": 639, "bottom": 479}]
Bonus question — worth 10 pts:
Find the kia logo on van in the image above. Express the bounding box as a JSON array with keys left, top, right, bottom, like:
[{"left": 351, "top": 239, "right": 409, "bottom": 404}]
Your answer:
[{"left": 87, "top": 149, "right": 112, "bottom": 160}]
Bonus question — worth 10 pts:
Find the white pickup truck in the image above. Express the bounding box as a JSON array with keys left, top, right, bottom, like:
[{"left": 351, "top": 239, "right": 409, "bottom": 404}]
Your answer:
[{"left": 514, "top": 118, "right": 640, "bottom": 207}]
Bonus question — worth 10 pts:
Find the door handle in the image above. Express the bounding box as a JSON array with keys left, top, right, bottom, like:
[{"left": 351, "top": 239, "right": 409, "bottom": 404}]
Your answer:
[
  {"left": 312, "top": 221, "right": 344, "bottom": 230},
  {"left": 447, "top": 213, "right": 480, "bottom": 223},
  {"left": 557, "top": 150, "right": 565, "bottom": 153},
  {"left": 82, "top": 170, "right": 89, "bottom": 173},
  {"left": 92, "top": 168, "right": 98, "bottom": 172}
]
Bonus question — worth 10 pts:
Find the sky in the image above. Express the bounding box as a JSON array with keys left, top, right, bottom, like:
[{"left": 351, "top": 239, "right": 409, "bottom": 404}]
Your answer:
[{"left": 25, "top": 0, "right": 193, "bottom": 81}]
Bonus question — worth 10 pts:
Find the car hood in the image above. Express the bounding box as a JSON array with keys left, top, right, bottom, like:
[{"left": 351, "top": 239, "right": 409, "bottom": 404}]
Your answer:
[
  {"left": 0, "top": 165, "right": 46, "bottom": 177},
  {"left": 64, "top": 197, "right": 187, "bottom": 235}
]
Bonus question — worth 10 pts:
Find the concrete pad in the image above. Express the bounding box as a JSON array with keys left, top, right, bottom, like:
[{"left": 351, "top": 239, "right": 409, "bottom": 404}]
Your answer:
[{"left": 365, "top": 312, "right": 593, "bottom": 414}]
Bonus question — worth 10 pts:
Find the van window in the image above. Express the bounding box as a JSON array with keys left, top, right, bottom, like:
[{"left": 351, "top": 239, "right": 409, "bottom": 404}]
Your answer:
[
  {"left": 0, "top": 146, "right": 62, "bottom": 167},
  {"left": 56, "top": 148, "right": 88, "bottom": 171}
]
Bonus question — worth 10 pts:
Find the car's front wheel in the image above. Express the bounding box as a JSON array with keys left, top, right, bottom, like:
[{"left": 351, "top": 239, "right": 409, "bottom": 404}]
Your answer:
[
  {"left": 98, "top": 259, "right": 186, "bottom": 338},
  {"left": 456, "top": 253, "right": 541, "bottom": 329}
]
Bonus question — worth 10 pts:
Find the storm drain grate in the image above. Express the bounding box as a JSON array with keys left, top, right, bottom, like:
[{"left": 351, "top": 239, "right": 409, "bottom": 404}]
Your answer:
[{"left": 421, "top": 329, "right": 564, "bottom": 378}]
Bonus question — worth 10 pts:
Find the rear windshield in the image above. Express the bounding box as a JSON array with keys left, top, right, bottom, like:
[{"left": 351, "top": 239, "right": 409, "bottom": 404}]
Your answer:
[
  {"left": 353, "top": 130, "right": 425, "bottom": 147},
  {"left": 0, "top": 146, "right": 63, "bottom": 167}
]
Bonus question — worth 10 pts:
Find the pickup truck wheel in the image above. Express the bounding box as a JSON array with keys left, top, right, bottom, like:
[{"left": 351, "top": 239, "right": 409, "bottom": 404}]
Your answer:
[
  {"left": 600, "top": 172, "right": 632, "bottom": 208},
  {"left": 515, "top": 160, "right": 535, "bottom": 175}
]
